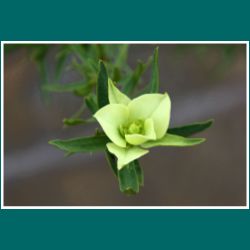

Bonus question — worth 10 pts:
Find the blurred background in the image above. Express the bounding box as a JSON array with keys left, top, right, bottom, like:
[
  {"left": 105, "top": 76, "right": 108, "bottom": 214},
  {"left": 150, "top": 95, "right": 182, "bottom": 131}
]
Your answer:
[{"left": 4, "top": 43, "right": 247, "bottom": 206}]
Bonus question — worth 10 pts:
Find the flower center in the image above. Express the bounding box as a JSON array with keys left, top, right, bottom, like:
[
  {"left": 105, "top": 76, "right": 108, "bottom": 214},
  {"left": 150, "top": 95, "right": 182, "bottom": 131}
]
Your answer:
[
  {"left": 120, "top": 120, "right": 144, "bottom": 136},
  {"left": 128, "top": 120, "right": 143, "bottom": 134}
]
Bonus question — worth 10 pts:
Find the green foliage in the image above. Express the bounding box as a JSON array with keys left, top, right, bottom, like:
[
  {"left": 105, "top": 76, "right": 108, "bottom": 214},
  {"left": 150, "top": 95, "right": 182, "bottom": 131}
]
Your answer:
[
  {"left": 133, "top": 160, "right": 144, "bottom": 186},
  {"left": 114, "top": 44, "right": 129, "bottom": 68},
  {"left": 63, "top": 118, "right": 94, "bottom": 126},
  {"left": 117, "top": 160, "right": 143, "bottom": 195},
  {"left": 55, "top": 45, "right": 69, "bottom": 80},
  {"left": 7, "top": 44, "right": 213, "bottom": 195},
  {"left": 142, "top": 134, "right": 205, "bottom": 148},
  {"left": 48, "top": 134, "right": 110, "bottom": 153},
  {"left": 149, "top": 47, "right": 160, "bottom": 93},
  {"left": 118, "top": 161, "right": 140, "bottom": 195},
  {"left": 168, "top": 119, "right": 213, "bottom": 137},
  {"left": 85, "top": 94, "right": 98, "bottom": 113},
  {"left": 105, "top": 149, "right": 118, "bottom": 176},
  {"left": 97, "top": 61, "right": 109, "bottom": 108},
  {"left": 123, "top": 59, "right": 151, "bottom": 95},
  {"left": 42, "top": 81, "right": 93, "bottom": 94},
  {"left": 95, "top": 61, "right": 144, "bottom": 189}
]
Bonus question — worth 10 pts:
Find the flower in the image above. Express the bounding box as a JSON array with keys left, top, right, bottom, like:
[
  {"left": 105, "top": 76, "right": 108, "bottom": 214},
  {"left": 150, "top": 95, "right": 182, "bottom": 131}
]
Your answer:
[{"left": 94, "top": 79, "right": 205, "bottom": 170}]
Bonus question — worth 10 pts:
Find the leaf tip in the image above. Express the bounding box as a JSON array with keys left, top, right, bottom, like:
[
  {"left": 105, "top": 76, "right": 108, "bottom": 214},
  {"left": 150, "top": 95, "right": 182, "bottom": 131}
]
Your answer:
[
  {"left": 201, "top": 118, "right": 214, "bottom": 130},
  {"left": 207, "top": 118, "right": 215, "bottom": 125},
  {"left": 99, "top": 59, "right": 105, "bottom": 67},
  {"left": 48, "top": 139, "right": 58, "bottom": 146},
  {"left": 154, "top": 47, "right": 159, "bottom": 59},
  {"left": 196, "top": 138, "right": 206, "bottom": 144}
]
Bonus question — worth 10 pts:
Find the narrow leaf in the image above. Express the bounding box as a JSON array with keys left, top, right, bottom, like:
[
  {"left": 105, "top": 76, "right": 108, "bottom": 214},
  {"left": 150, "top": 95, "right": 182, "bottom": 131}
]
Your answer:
[
  {"left": 149, "top": 47, "right": 159, "bottom": 93},
  {"left": 92, "top": 69, "right": 119, "bottom": 177},
  {"left": 55, "top": 46, "right": 69, "bottom": 80},
  {"left": 133, "top": 160, "right": 144, "bottom": 186},
  {"left": 118, "top": 162, "right": 140, "bottom": 195},
  {"left": 49, "top": 134, "right": 110, "bottom": 153},
  {"left": 97, "top": 61, "right": 109, "bottom": 108},
  {"left": 63, "top": 118, "right": 94, "bottom": 126},
  {"left": 85, "top": 95, "right": 98, "bottom": 114},
  {"left": 29, "top": 45, "right": 50, "bottom": 101},
  {"left": 123, "top": 60, "right": 149, "bottom": 95},
  {"left": 42, "top": 82, "right": 90, "bottom": 93},
  {"left": 142, "top": 133, "right": 205, "bottom": 148},
  {"left": 105, "top": 150, "right": 118, "bottom": 176},
  {"left": 168, "top": 119, "right": 213, "bottom": 137},
  {"left": 114, "top": 44, "right": 129, "bottom": 67}
]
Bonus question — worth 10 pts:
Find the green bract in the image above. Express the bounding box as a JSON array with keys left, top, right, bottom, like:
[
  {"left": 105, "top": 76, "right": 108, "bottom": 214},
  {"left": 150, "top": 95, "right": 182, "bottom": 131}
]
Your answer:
[{"left": 94, "top": 79, "right": 205, "bottom": 170}]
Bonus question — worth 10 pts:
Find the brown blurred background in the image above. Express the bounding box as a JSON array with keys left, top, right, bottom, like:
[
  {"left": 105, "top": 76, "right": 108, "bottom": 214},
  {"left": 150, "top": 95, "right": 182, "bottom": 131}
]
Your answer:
[{"left": 4, "top": 44, "right": 247, "bottom": 206}]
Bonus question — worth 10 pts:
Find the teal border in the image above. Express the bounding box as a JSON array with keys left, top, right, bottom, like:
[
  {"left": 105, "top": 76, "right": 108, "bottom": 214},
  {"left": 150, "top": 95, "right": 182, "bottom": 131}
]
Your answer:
[{"left": 0, "top": 1, "right": 249, "bottom": 249}]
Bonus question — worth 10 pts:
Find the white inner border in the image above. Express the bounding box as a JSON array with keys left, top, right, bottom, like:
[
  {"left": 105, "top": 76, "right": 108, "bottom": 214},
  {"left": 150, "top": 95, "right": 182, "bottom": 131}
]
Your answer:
[{"left": 1, "top": 41, "right": 249, "bottom": 210}]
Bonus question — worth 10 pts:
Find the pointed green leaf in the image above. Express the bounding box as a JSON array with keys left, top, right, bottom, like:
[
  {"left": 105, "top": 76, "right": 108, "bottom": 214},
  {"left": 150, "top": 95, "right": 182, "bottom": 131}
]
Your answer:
[
  {"left": 106, "top": 143, "right": 149, "bottom": 170},
  {"left": 97, "top": 61, "right": 109, "bottom": 108},
  {"left": 105, "top": 150, "right": 118, "bottom": 176},
  {"left": 94, "top": 104, "right": 129, "bottom": 148},
  {"left": 63, "top": 118, "right": 86, "bottom": 126},
  {"left": 63, "top": 118, "right": 94, "bottom": 126},
  {"left": 114, "top": 44, "right": 129, "bottom": 67},
  {"left": 42, "top": 81, "right": 90, "bottom": 93},
  {"left": 49, "top": 134, "right": 110, "bottom": 153},
  {"left": 55, "top": 46, "right": 69, "bottom": 80},
  {"left": 85, "top": 94, "right": 98, "bottom": 114},
  {"left": 142, "top": 133, "right": 205, "bottom": 148},
  {"left": 133, "top": 160, "right": 144, "bottom": 186},
  {"left": 108, "top": 79, "right": 131, "bottom": 105},
  {"left": 118, "top": 162, "right": 140, "bottom": 195},
  {"left": 168, "top": 119, "right": 214, "bottom": 137},
  {"left": 123, "top": 59, "right": 149, "bottom": 95},
  {"left": 29, "top": 46, "right": 50, "bottom": 101},
  {"left": 149, "top": 47, "right": 159, "bottom": 93}
]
